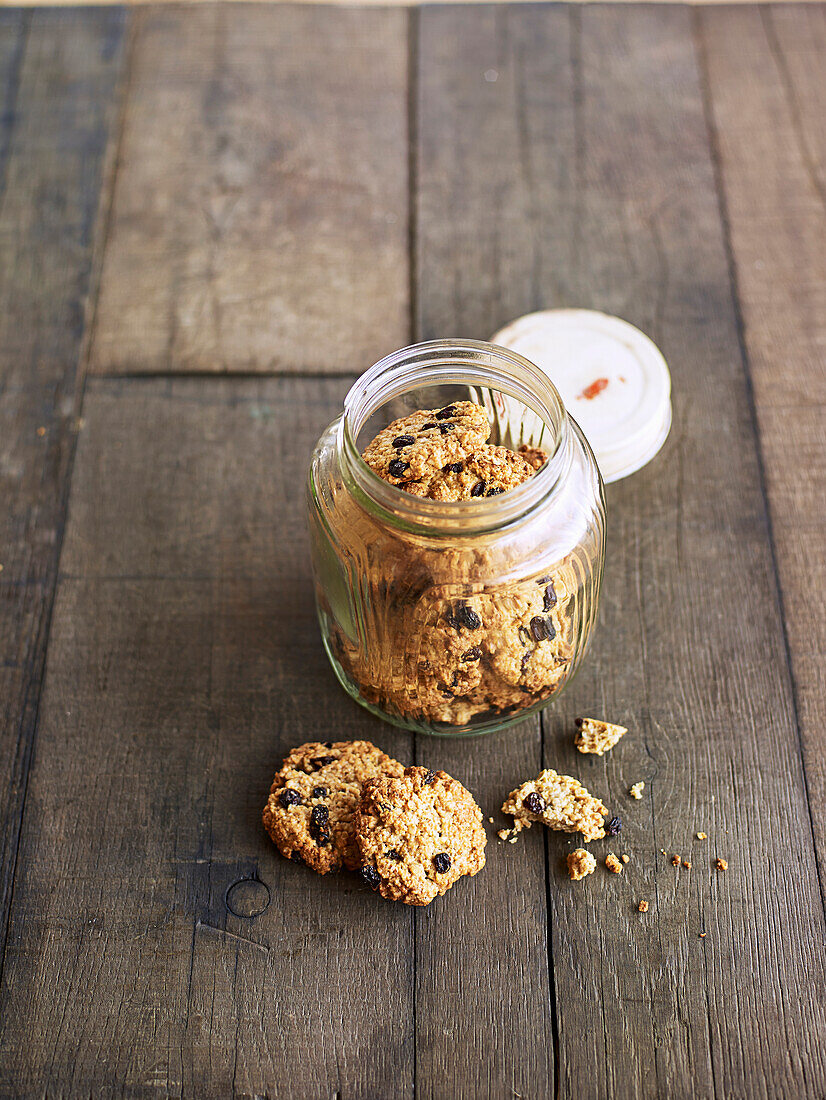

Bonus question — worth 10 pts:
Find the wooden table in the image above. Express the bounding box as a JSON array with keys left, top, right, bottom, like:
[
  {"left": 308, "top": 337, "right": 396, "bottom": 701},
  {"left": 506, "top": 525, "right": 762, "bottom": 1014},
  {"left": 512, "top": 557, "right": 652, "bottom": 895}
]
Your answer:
[{"left": 1, "top": 3, "right": 824, "bottom": 1096}]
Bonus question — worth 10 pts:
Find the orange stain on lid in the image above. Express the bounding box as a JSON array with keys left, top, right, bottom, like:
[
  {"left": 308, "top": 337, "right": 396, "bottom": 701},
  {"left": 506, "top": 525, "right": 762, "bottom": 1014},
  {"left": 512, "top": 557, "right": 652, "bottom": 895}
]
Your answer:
[{"left": 577, "top": 377, "right": 609, "bottom": 401}]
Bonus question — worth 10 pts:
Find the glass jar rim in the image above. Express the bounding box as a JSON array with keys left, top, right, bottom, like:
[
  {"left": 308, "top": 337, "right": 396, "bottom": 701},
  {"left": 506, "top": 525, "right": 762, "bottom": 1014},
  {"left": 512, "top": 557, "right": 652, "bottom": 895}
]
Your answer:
[{"left": 341, "top": 339, "right": 573, "bottom": 536}]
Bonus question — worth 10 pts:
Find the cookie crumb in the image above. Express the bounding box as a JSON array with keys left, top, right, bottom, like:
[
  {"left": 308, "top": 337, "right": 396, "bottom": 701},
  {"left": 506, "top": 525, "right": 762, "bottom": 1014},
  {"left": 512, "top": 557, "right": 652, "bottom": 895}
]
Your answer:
[
  {"left": 715, "top": 858, "right": 728, "bottom": 871},
  {"left": 605, "top": 853, "right": 623, "bottom": 874},
  {"left": 574, "top": 717, "right": 628, "bottom": 756},
  {"left": 629, "top": 781, "right": 645, "bottom": 800},
  {"left": 488, "top": 817, "right": 494, "bottom": 824},
  {"left": 567, "top": 848, "right": 596, "bottom": 881},
  {"left": 502, "top": 769, "right": 608, "bottom": 842},
  {"left": 638, "top": 900, "right": 649, "bottom": 913},
  {"left": 682, "top": 859, "right": 691, "bottom": 869},
  {"left": 696, "top": 832, "right": 707, "bottom": 840},
  {"left": 621, "top": 854, "right": 630, "bottom": 864},
  {"left": 671, "top": 854, "right": 681, "bottom": 866},
  {"left": 36, "top": 426, "right": 46, "bottom": 437},
  {"left": 498, "top": 828, "right": 511, "bottom": 841},
  {"left": 699, "top": 932, "right": 707, "bottom": 938}
]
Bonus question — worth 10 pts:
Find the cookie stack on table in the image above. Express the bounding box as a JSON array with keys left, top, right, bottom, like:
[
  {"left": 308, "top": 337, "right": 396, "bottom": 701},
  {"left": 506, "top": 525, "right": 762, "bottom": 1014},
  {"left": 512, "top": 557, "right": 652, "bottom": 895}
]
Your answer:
[{"left": 263, "top": 740, "right": 486, "bottom": 906}]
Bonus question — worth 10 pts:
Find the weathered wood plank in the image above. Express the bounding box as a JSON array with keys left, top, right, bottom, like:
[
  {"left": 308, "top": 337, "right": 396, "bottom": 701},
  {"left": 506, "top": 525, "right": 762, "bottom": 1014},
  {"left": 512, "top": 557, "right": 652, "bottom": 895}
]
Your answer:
[
  {"left": 0, "top": 377, "right": 416, "bottom": 1098},
  {"left": 413, "top": 10, "right": 566, "bottom": 1099},
  {"left": 0, "top": 3, "right": 127, "bottom": 982},
  {"left": 416, "top": 4, "right": 826, "bottom": 1098},
  {"left": 89, "top": 3, "right": 410, "bottom": 376},
  {"left": 699, "top": 1, "right": 826, "bottom": 889}
]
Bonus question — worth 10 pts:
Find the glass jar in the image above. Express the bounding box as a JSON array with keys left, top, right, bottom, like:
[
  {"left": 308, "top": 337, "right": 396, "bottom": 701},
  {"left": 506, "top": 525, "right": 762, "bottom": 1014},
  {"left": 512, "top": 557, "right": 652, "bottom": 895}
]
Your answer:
[{"left": 306, "top": 340, "right": 605, "bottom": 737}]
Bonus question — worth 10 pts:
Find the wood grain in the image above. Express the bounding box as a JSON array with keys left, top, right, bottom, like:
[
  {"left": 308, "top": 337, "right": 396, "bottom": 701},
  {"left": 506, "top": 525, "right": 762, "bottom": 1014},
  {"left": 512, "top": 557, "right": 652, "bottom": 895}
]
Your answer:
[
  {"left": 417, "top": 4, "right": 826, "bottom": 1098},
  {"left": 89, "top": 3, "right": 410, "bottom": 376},
  {"left": 699, "top": 2, "right": 826, "bottom": 889},
  {"left": 0, "top": 376, "right": 417, "bottom": 1096},
  {"left": 0, "top": 4, "right": 126, "bottom": 979},
  {"left": 1, "top": 4, "right": 825, "bottom": 1098}
]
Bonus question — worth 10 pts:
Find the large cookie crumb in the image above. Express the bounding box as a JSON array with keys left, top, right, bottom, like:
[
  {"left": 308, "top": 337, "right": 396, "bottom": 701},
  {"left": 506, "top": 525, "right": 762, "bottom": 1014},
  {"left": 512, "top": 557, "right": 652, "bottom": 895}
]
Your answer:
[
  {"left": 567, "top": 848, "right": 596, "bottom": 880},
  {"left": 574, "top": 716, "right": 628, "bottom": 756},
  {"left": 501, "top": 769, "right": 608, "bottom": 842}
]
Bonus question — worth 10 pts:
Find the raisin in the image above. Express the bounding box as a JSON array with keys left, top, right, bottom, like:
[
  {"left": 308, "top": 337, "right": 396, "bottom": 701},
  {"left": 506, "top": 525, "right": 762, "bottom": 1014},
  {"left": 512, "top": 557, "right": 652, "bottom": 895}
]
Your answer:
[
  {"left": 462, "top": 646, "right": 482, "bottom": 661},
  {"left": 457, "top": 605, "right": 481, "bottom": 630},
  {"left": 523, "top": 791, "right": 546, "bottom": 814},
  {"left": 433, "top": 853, "right": 451, "bottom": 873},
  {"left": 310, "top": 755, "right": 336, "bottom": 770},
  {"left": 278, "top": 789, "right": 301, "bottom": 808},
  {"left": 423, "top": 770, "right": 437, "bottom": 786},
  {"left": 520, "top": 652, "right": 531, "bottom": 674},
  {"left": 438, "top": 423, "right": 454, "bottom": 435},
  {"left": 323, "top": 741, "right": 333, "bottom": 747},
  {"left": 443, "top": 462, "right": 464, "bottom": 474},
  {"left": 388, "top": 459, "right": 410, "bottom": 478},
  {"left": 530, "top": 616, "right": 555, "bottom": 642},
  {"left": 290, "top": 851, "right": 304, "bottom": 864},
  {"left": 392, "top": 434, "right": 415, "bottom": 448},
  {"left": 435, "top": 404, "right": 457, "bottom": 419},
  {"left": 387, "top": 849, "right": 402, "bottom": 861},
  {"left": 518, "top": 625, "right": 533, "bottom": 647},
  {"left": 573, "top": 717, "right": 583, "bottom": 728},
  {"left": 470, "top": 480, "right": 486, "bottom": 497},
  {"left": 360, "top": 865, "right": 381, "bottom": 888},
  {"left": 606, "top": 817, "right": 622, "bottom": 836},
  {"left": 310, "top": 804, "right": 330, "bottom": 843},
  {"left": 312, "top": 786, "right": 328, "bottom": 798},
  {"left": 421, "top": 422, "right": 437, "bottom": 431},
  {"left": 543, "top": 582, "right": 557, "bottom": 611},
  {"left": 486, "top": 486, "right": 505, "bottom": 496},
  {"left": 311, "top": 805, "right": 329, "bottom": 827}
]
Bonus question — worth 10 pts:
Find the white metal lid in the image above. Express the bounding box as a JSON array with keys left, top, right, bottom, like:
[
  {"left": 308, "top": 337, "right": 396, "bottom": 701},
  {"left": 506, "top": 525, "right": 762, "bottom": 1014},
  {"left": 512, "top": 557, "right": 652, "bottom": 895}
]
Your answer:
[{"left": 490, "top": 309, "right": 672, "bottom": 483}]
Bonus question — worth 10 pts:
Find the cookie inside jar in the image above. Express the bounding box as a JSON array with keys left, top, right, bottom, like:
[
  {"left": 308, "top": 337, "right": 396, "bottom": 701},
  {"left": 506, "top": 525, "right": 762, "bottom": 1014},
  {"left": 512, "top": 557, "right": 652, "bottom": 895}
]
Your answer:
[{"left": 308, "top": 340, "right": 605, "bottom": 737}]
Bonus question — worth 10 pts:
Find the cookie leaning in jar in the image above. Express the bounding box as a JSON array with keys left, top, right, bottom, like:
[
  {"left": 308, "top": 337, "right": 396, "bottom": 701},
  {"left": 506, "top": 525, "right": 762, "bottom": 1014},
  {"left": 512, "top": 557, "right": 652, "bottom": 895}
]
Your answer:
[
  {"left": 362, "top": 401, "right": 492, "bottom": 484},
  {"left": 403, "top": 444, "right": 538, "bottom": 501},
  {"left": 262, "top": 740, "right": 405, "bottom": 873},
  {"left": 355, "top": 766, "right": 487, "bottom": 905}
]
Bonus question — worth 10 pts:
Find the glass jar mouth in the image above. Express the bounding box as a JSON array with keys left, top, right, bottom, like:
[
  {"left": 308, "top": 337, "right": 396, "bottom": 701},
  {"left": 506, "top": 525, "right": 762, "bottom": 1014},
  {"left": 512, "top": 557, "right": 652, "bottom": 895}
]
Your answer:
[{"left": 341, "top": 339, "right": 572, "bottom": 535}]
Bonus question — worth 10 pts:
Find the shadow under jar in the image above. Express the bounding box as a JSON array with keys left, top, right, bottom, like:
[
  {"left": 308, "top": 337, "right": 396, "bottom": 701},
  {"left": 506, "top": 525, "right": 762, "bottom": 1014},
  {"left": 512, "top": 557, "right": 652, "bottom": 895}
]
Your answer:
[{"left": 307, "top": 340, "right": 606, "bottom": 737}]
